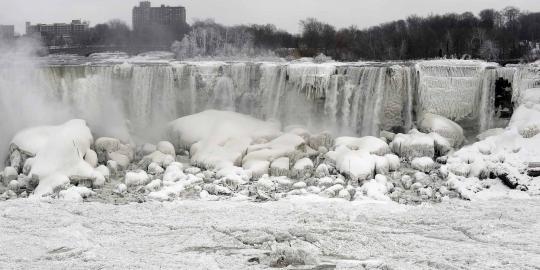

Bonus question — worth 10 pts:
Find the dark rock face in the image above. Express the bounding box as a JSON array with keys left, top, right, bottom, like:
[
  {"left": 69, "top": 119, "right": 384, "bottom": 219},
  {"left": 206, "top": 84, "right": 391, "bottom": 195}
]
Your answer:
[{"left": 494, "top": 78, "right": 513, "bottom": 119}]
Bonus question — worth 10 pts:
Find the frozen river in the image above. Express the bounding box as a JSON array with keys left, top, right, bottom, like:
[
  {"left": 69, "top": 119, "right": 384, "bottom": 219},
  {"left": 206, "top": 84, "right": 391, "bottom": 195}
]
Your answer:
[{"left": 1, "top": 197, "right": 539, "bottom": 269}]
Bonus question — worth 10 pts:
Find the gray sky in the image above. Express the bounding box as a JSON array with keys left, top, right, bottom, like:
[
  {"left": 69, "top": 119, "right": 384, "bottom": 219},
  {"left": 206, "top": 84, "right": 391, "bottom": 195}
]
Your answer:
[{"left": 2, "top": 0, "right": 540, "bottom": 34}]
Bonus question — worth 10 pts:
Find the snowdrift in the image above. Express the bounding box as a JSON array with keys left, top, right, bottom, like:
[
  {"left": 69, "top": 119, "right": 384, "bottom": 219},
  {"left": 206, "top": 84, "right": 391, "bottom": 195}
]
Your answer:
[
  {"left": 10, "top": 120, "right": 105, "bottom": 196},
  {"left": 167, "top": 110, "right": 281, "bottom": 171}
]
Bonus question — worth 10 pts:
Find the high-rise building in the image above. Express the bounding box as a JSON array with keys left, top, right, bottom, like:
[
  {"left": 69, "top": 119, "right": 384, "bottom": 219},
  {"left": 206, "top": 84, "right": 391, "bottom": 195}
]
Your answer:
[
  {"left": 132, "top": 1, "right": 187, "bottom": 32},
  {"left": 0, "top": 25, "right": 15, "bottom": 39},
  {"left": 26, "top": 20, "right": 89, "bottom": 46},
  {"left": 26, "top": 20, "right": 89, "bottom": 36}
]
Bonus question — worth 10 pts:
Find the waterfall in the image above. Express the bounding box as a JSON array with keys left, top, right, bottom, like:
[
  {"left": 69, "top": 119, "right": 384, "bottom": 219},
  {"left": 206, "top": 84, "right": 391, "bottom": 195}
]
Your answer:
[
  {"left": 479, "top": 68, "right": 497, "bottom": 131},
  {"left": 35, "top": 59, "right": 538, "bottom": 141}
]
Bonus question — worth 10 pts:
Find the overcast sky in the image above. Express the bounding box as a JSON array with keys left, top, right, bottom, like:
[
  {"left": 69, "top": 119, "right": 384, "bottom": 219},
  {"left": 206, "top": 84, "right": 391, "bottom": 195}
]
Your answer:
[{"left": 2, "top": 0, "right": 540, "bottom": 34}]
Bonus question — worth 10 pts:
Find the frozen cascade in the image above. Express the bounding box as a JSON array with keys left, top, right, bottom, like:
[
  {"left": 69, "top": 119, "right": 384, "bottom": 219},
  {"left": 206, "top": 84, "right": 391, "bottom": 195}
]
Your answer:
[
  {"left": 479, "top": 68, "right": 497, "bottom": 131},
  {"left": 417, "top": 60, "right": 492, "bottom": 121},
  {"left": 209, "top": 76, "right": 236, "bottom": 111},
  {"left": 511, "top": 64, "right": 540, "bottom": 104},
  {"left": 34, "top": 60, "right": 537, "bottom": 141}
]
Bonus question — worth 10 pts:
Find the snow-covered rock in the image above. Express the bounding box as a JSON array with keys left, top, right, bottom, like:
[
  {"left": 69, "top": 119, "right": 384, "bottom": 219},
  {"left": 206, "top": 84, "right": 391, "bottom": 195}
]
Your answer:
[
  {"left": 95, "top": 137, "right": 121, "bottom": 162},
  {"left": 411, "top": 157, "right": 435, "bottom": 173},
  {"left": 125, "top": 170, "right": 150, "bottom": 187},
  {"left": 8, "top": 180, "right": 20, "bottom": 192},
  {"left": 156, "top": 141, "right": 175, "bottom": 156},
  {"left": 10, "top": 120, "right": 104, "bottom": 196},
  {"left": 419, "top": 113, "right": 464, "bottom": 147},
  {"left": 114, "top": 183, "right": 127, "bottom": 194},
  {"left": 141, "top": 143, "right": 157, "bottom": 156},
  {"left": 145, "top": 179, "right": 162, "bottom": 192},
  {"left": 148, "top": 162, "right": 164, "bottom": 175},
  {"left": 390, "top": 130, "right": 435, "bottom": 159},
  {"left": 59, "top": 186, "right": 95, "bottom": 202},
  {"left": 270, "top": 157, "right": 290, "bottom": 177},
  {"left": 329, "top": 146, "right": 375, "bottom": 181},
  {"left": 96, "top": 165, "right": 110, "bottom": 181},
  {"left": 140, "top": 151, "right": 175, "bottom": 168},
  {"left": 243, "top": 133, "right": 305, "bottom": 178},
  {"left": 335, "top": 136, "right": 390, "bottom": 155},
  {"left": 108, "top": 152, "right": 130, "bottom": 169},
  {"left": 167, "top": 110, "right": 280, "bottom": 171},
  {"left": 360, "top": 174, "right": 391, "bottom": 201},
  {"left": 2, "top": 166, "right": 18, "bottom": 185},
  {"left": 385, "top": 154, "right": 400, "bottom": 171},
  {"left": 374, "top": 155, "right": 390, "bottom": 175},
  {"left": 315, "top": 164, "right": 330, "bottom": 177},
  {"left": 163, "top": 162, "right": 186, "bottom": 182},
  {"left": 84, "top": 149, "right": 98, "bottom": 168},
  {"left": 291, "top": 158, "right": 314, "bottom": 178}
]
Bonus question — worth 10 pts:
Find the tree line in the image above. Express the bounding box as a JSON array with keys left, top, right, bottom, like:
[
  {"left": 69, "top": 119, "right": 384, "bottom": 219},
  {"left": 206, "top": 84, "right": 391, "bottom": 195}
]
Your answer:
[{"left": 68, "top": 6, "right": 540, "bottom": 62}]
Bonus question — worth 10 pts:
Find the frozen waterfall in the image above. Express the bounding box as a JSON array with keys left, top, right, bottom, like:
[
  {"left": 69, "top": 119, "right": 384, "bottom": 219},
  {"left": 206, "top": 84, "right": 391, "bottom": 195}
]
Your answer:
[{"left": 33, "top": 59, "right": 540, "bottom": 140}]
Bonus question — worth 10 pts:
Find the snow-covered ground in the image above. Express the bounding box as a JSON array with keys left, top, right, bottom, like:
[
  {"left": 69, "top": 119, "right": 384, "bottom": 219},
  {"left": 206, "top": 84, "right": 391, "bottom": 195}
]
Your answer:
[{"left": 0, "top": 197, "right": 539, "bottom": 270}]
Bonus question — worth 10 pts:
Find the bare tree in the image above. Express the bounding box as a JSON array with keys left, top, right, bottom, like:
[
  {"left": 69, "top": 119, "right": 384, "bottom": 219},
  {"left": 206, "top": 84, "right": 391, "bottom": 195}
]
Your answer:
[{"left": 479, "top": 40, "right": 500, "bottom": 60}]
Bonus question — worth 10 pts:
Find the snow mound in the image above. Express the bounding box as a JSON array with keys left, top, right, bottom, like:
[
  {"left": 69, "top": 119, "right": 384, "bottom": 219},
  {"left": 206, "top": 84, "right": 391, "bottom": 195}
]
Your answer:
[
  {"left": 508, "top": 103, "right": 540, "bottom": 138},
  {"left": 11, "top": 120, "right": 105, "bottom": 196},
  {"left": 411, "top": 157, "right": 435, "bottom": 173},
  {"left": 243, "top": 133, "right": 305, "bottom": 178},
  {"left": 167, "top": 110, "right": 281, "bottom": 170},
  {"left": 359, "top": 174, "right": 391, "bottom": 201},
  {"left": 444, "top": 93, "right": 540, "bottom": 198},
  {"left": 59, "top": 186, "right": 95, "bottom": 202},
  {"left": 418, "top": 113, "right": 464, "bottom": 147},
  {"left": 125, "top": 170, "right": 150, "bottom": 187},
  {"left": 328, "top": 146, "right": 375, "bottom": 181},
  {"left": 335, "top": 136, "right": 390, "bottom": 155},
  {"left": 390, "top": 130, "right": 435, "bottom": 159}
]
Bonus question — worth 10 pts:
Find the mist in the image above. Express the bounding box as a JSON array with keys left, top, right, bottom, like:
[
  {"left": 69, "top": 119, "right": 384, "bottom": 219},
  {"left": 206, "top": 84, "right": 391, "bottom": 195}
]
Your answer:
[
  {"left": 0, "top": 37, "right": 132, "bottom": 161},
  {"left": 0, "top": 37, "right": 71, "bottom": 160}
]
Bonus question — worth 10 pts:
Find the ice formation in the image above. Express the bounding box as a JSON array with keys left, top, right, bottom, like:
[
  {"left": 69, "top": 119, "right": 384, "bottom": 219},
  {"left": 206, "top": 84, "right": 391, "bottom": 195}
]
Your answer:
[
  {"left": 168, "top": 110, "right": 281, "bottom": 171},
  {"left": 416, "top": 60, "right": 497, "bottom": 125},
  {"left": 418, "top": 113, "right": 464, "bottom": 147},
  {"left": 2, "top": 55, "right": 540, "bottom": 204},
  {"left": 9, "top": 120, "right": 105, "bottom": 196},
  {"left": 441, "top": 89, "right": 540, "bottom": 199}
]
